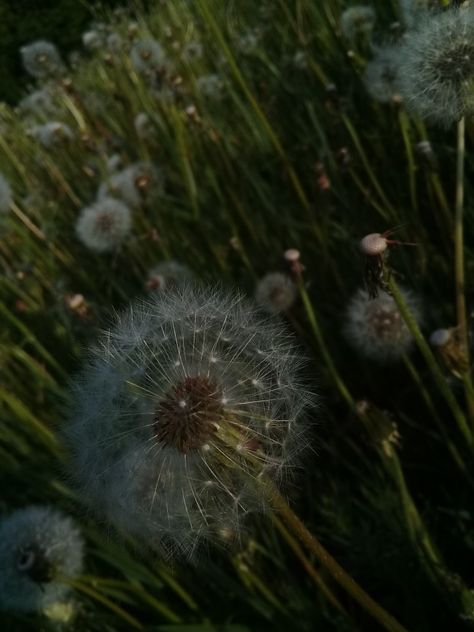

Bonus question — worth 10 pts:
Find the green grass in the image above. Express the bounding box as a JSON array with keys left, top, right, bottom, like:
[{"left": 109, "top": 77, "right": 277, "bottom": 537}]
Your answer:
[{"left": 0, "top": 0, "right": 473, "bottom": 630}]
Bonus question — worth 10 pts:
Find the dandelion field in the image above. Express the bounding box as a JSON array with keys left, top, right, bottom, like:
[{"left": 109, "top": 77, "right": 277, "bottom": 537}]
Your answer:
[{"left": 1, "top": 0, "right": 474, "bottom": 630}]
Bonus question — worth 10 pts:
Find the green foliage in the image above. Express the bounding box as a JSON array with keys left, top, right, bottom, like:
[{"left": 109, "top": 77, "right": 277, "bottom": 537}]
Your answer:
[{"left": 0, "top": 0, "right": 474, "bottom": 630}]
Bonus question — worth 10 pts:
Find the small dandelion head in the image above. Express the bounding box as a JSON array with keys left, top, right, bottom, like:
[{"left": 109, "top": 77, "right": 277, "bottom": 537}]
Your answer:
[
  {"left": 255, "top": 272, "right": 297, "bottom": 315},
  {"left": 345, "top": 287, "right": 421, "bottom": 361},
  {"left": 340, "top": 6, "right": 376, "bottom": 41},
  {"left": 130, "top": 38, "right": 165, "bottom": 74},
  {"left": 0, "top": 173, "right": 12, "bottom": 214},
  {"left": 20, "top": 40, "right": 64, "bottom": 78},
  {"left": 134, "top": 112, "right": 155, "bottom": 139},
  {"left": 145, "top": 260, "right": 194, "bottom": 292},
  {"left": 399, "top": 6, "right": 474, "bottom": 126},
  {"left": 360, "top": 233, "right": 388, "bottom": 256},
  {"left": 29, "top": 121, "right": 74, "bottom": 148},
  {"left": 430, "top": 328, "right": 452, "bottom": 347},
  {"left": 182, "top": 41, "right": 203, "bottom": 62},
  {"left": 364, "top": 45, "right": 403, "bottom": 103},
  {"left": 98, "top": 162, "right": 163, "bottom": 207},
  {"left": 0, "top": 506, "right": 84, "bottom": 613},
  {"left": 18, "top": 88, "right": 57, "bottom": 120},
  {"left": 196, "top": 74, "right": 223, "bottom": 99},
  {"left": 64, "top": 285, "right": 314, "bottom": 559},
  {"left": 76, "top": 197, "right": 132, "bottom": 253},
  {"left": 82, "top": 30, "right": 103, "bottom": 51}
]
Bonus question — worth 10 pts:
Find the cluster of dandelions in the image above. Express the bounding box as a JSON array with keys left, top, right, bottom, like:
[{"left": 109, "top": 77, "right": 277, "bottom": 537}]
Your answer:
[
  {"left": 0, "top": 506, "right": 83, "bottom": 616},
  {"left": 64, "top": 285, "right": 313, "bottom": 559}
]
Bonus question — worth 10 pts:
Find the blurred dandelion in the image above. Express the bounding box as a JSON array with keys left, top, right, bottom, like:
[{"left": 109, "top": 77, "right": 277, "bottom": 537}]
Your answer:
[
  {"left": 364, "top": 45, "right": 402, "bottom": 103},
  {"left": 0, "top": 506, "right": 84, "bottom": 613},
  {"left": 29, "top": 121, "right": 74, "bottom": 148},
  {"left": 76, "top": 197, "right": 132, "bottom": 253},
  {"left": 20, "top": 40, "right": 64, "bottom": 78},
  {"left": 18, "top": 88, "right": 57, "bottom": 119},
  {"left": 345, "top": 287, "right": 421, "bottom": 361},
  {"left": 145, "top": 260, "right": 194, "bottom": 291},
  {"left": 399, "top": 5, "right": 474, "bottom": 125},
  {"left": 82, "top": 30, "right": 103, "bottom": 51},
  {"left": 134, "top": 112, "right": 155, "bottom": 139},
  {"left": 255, "top": 272, "right": 297, "bottom": 315},
  {"left": 98, "top": 162, "right": 163, "bottom": 207},
  {"left": 400, "top": 0, "right": 443, "bottom": 30},
  {"left": 64, "top": 285, "right": 312, "bottom": 558},
  {"left": 196, "top": 74, "right": 223, "bottom": 99},
  {"left": 340, "top": 6, "right": 376, "bottom": 42},
  {"left": 130, "top": 38, "right": 166, "bottom": 74}
]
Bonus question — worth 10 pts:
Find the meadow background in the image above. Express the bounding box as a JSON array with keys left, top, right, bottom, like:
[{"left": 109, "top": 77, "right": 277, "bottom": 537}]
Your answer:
[{"left": 0, "top": 0, "right": 473, "bottom": 630}]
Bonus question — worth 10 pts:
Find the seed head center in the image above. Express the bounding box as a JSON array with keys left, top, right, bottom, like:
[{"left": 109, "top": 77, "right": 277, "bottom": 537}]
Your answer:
[{"left": 154, "top": 376, "right": 223, "bottom": 453}]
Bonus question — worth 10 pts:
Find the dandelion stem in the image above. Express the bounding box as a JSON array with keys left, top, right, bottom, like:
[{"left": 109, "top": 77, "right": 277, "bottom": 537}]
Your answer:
[
  {"left": 387, "top": 276, "right": 473, "bottom": 446},
  {"left": 454, "top": 116, "right": 474, "bottom": 418},
  {"left": 266, "top": 483, "right": 408, "bottom": 632}
]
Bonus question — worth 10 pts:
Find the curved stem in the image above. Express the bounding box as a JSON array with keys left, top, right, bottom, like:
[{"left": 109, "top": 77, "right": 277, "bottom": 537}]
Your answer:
[{"left": 266, "top": 483, "right": 408, "bottom": 632}]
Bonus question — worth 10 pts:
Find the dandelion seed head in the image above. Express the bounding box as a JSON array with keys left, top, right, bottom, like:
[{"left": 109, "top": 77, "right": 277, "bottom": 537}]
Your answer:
[
  {"left": 76, "top": 197, "right": 132, "bottom": 253},
  {"left": 399, "top": 6, "right": 474, "bottom": 125},
  {"left": 18, "top": 89, "right": 57, "bottom": 119},
  {"left": 182, "top": 41, "right": 203, "bottom": 62},
  {"left": 98, "top": 162, "right": 163, "bottom": 207},
  {"left": 340, "top": 6, "right": 376, "bottom": 41},
  {"left": 82, "top": 30, "right": 103, "bottom": 51},
  {"left": 430, "top": 328, "right": 452, "bottom": 347},
  {"left": 146, "top": 260, "right": 194, "bottom": 292},
  {"left": 134, "top": 112, "right": 155, "bottom": 139},
  {"left": 21, "top": 40, "right": 64, "bottom": 78},
  {"left": 364, "top": 45, "right": 402, "bottom": 103},
  {"left": 345, "top": 287, "right": 421, "bottom": 361},
  {"left": 29, "top": 121, "right": 74, "bottom": 148},
  {"left": 130, "top": 38, "right": 165, "bottom": 74},
  {"left": 0, "top": 506, "right": 84, "bottom": 613},
  {"left": 255, "top": 272, "right": 297, "bottom": 315},
  {"left": 196, "top": 74, "right": 223, "bottom": 99},
  {"left": 400, "top": 0, "right": 443, "bottom": 30},
  {"left": 64, "top": 285, "right": 314, "bottom": 559}
]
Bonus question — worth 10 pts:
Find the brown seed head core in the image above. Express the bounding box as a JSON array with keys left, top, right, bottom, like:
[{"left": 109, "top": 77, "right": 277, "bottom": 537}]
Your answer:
[{"left": 154, "top": 376, "right": 222, "bottom": 453}]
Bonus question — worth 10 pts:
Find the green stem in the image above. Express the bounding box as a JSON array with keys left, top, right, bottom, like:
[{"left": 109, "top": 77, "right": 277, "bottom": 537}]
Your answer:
[
  {"left": 267, "top": 484, "right": 409, "bottom": 632},
  {"left": 387, "top": 276, "right": 472, "bottom": 446}
]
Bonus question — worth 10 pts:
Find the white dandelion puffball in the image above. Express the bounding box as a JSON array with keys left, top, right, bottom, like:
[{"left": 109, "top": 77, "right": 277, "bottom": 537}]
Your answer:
[
  {"left": 255, "top": 272, "right": 297, "bottom": 315},
  {"left": 64, "top": 285, "right": 313, "bottom": 559},
  {"left": 0, "top": 506, "right": 84, "bottom": 613},
  {"left": 340, "top": 6, "right": 376, "bottom": 41},
  {"left": 134, "top": 112, "right": 155, "bottom": 139},
  {"left": 130, "top": 38, "right": 165, "bottom": 74},
  {"left": 82, "top": 30, "right": 103, "bottom": 51},
  {"left": 0, "top": 173, "right": 12, "bottom": 214},
  {"left": 400, "top": 0, "right": 443, "bottom": 30},
  {"left": 196, "top": 74, "right": 223, "bottom": 99},
  {"left": 364, "top": 46, "right": 403, "bottom": 103},
  {"left": 98, "top": 162, "right": 163, "bottom": 208},
  {"left": 18, "top": 88, "right": 57, "bottom": 119},
  {"left": 398, "top": 5, "right": 474, "bottom": 126},
  {"left": 182, "top": 41, "right": 203, "bottom": 62},
  {"left": 29, "top": 121, "right": 74, "bottom": 148},
  {"left": 21, "top": 40, "right": 64, "bottom": 78},
  {"left": 345, "top": 288, "right": 421, "bottom": 361},
  {"left": 76, "top": 197, "right": 132, "bottom": 253},
  {"left": 146, "top": 260, "right": 194, "bottom": 291}
]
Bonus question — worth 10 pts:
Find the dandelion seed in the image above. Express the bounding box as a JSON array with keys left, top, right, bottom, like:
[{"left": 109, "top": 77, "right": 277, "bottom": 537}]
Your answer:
[
  {"left": 76, "top": 197, "right": 132, "bottom": 253},
  {"left": 21, "top": 40, "right": 64, "bottom": 78},
  {"left": 64, "top": 285, "right": 313, "bottom": 558},
  {"left": 340, "top": 6, "right": 376, "bottom": 42},
  {"left": 0, "top": 173, "right": 12, "bottom": 214},
  {"left": 145, "top": 260, "right": 194, "bottom": 292},
  {"left": 364, "top": 45, "right": 402, "bottom": 103},
  {"left": 345, "top": 287, "right": 421, "bottom": 361},
  {"left": 0, "top": 506, "right": 84, "bottom": 613},
  {"left": 398, "top": 5, "right": 474, "bottom": 125},
  {"left": 255, "top": 272, "right": 297, "bottom": 315}
]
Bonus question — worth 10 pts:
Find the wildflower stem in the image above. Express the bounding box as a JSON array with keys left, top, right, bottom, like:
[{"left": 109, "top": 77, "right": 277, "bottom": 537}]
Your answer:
[
  {"left": 297, "top": 282, "right": 355, "bottom": 409},
  {"left": 401, "top": 354, "right": 470, "bottom": 479},
  {"left": 266, "top": 484, "right": 408, "bottom": 632},
  {"left": 387, "top": 276, "right": 472, "bottom": 445},
  {"left": 272, "top": 515, "right": 348, "bottom": 616},
  {"left": 454, "top": 116, "right": 474, "bottom": 417}
]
